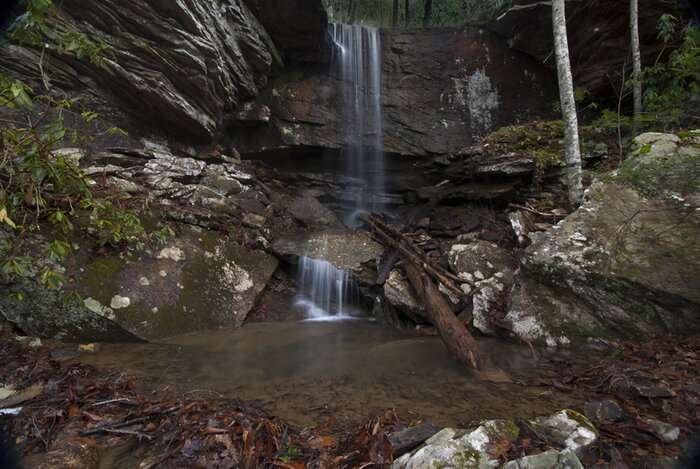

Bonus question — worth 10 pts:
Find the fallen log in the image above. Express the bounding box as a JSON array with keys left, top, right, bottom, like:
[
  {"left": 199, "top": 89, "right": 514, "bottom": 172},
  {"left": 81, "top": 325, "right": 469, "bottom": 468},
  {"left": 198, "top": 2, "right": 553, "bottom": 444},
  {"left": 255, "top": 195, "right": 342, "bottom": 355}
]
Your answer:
[
  {"left": 360, "top": 214, "right": 470, "bottom": 300},
  {"left": 403, "top": 262, "right": 502, "bottom": 375},
  {"left": 362, "top": 213, "right": 506, "bottom": 378}
]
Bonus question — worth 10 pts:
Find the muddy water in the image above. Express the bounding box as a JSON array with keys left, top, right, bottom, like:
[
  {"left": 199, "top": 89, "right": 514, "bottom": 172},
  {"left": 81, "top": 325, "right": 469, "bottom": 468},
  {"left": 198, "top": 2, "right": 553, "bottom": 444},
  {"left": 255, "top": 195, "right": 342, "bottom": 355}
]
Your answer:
[{"left": 75, "top": 320, "right": 570, "bottom": 427}]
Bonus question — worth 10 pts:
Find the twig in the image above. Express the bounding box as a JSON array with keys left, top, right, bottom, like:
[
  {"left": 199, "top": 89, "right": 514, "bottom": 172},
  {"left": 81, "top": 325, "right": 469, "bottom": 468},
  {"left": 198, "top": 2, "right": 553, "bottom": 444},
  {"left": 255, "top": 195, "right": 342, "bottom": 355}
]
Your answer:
[
  {"left": 90, "top": 398, "right": 139, "bottom": 407},
  {"left": 80, "top": 415, "right": 153, "bottom": 436},
  {"left": 508, "top": 203, "right": 565, "bottom": 219}
]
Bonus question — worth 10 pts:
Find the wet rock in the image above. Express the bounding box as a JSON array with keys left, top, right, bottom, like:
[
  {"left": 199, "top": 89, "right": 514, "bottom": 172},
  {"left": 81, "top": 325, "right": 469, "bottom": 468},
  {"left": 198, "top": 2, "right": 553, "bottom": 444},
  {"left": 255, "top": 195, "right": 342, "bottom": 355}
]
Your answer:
[
  {"left": 643, "top": 418, "right": 680, "bottom": 443},
  {"left": 272, "top": 229, "right": 381, "bottom": 272},
  {"left": 631, "top": 385, "right": 676, "bottom": 399},
  {"left": 372, "top": 297, "right": 418, "bottom": 330},
  {"left": 383, "top": 269, "right": 426, "bottom": 323},
  {"left": 287, "top": 197, "right": 345, "bottom": 229},
  {"left": 388, "top": 422, "right": 440, "bottom": 456},
  {"left": 584, "top": 400, "right": 625, "bottom": 423},
  {"left": 502, "top": 449, "right": 584, "bottom": 469}
]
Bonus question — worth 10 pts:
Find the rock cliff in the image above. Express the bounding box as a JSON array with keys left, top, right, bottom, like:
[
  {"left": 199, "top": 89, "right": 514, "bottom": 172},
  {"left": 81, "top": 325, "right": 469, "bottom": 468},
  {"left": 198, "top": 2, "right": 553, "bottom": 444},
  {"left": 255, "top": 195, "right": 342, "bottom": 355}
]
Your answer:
[
  {"left": 489, "top": 0, "right": 693, "bottom": 99},
  {"left": 0, "top": 0, "right": 330, "bottom": 142},
  {"left": 228, "top": 28, "right": 558, "bottom": 157}
]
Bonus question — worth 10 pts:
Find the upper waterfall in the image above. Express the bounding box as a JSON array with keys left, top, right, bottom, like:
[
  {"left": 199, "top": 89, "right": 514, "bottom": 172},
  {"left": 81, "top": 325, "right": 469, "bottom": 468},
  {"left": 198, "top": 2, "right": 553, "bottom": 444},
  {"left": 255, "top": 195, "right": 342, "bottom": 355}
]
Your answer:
[{"left": 330, "top": 23, "right": 385, "bottom": 225}]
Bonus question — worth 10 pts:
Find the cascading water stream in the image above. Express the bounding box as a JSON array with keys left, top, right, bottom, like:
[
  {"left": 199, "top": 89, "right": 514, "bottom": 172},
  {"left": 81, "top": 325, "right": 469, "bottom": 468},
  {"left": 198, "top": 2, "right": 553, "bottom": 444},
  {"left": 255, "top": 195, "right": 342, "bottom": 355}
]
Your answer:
[
  {"left": 296, "top": 23, "right": 384, "bottom": 320},
  {"left": 332, "top": 23, "right": 385, "bottom": 221}
]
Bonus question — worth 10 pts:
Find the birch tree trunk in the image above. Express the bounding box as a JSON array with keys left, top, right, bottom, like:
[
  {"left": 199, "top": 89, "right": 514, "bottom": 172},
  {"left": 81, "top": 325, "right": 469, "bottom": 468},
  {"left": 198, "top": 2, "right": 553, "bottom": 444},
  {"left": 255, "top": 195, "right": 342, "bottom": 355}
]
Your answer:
[
  {"left": 630, "top": 0, "right": 642, "bottom": 125},
  {"left": 552, "top": 0, "right": 583, "bottom": 207}
]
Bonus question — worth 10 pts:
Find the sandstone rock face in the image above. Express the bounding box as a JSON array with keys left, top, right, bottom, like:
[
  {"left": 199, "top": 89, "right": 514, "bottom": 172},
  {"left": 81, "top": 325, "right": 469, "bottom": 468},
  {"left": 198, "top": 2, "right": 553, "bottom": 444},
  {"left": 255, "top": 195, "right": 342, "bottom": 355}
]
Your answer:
[
  {"left": 229, "top": 28, "right": 557, "bottom": 157},
  {"left": 1, "top": 0, "right": 330, "bottom": 142},
  {"left": 489, "top": 0, "right": 693, "bottom": 98},
  {"left": 504, "top": 133, "right": 700, "bottom": 345}
]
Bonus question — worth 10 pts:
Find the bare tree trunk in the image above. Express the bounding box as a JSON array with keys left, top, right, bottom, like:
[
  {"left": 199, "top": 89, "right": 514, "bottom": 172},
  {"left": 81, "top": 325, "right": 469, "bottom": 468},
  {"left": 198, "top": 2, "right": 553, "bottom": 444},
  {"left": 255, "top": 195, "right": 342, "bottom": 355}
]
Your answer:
[
  {"left": 423, "top": 0, "right": 432, "bottom": 27},
  {"left": 552, "top": 0, "right": 583, "bottom": 208},
  {"left": 630, "top": 0, "right": 642, "bottom": 128},
  {"left": 392, "top": 0, "right": 400, "bottom": 27},
  {"left": 405, "top": 0, "right": 411, "bottom": 25},
  {"left": 347, "top": 0, "right": 358, "bottom": 24}
]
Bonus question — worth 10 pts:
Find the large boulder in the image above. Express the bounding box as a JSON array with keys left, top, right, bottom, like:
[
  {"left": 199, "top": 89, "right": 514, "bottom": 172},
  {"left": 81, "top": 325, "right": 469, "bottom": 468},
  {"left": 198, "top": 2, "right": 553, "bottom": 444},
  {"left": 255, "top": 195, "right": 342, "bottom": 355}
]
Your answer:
[
  {"left": 1, "top": 226, "right": 278, "bottom": 341},
  {"left": 503, "top": 133, "right": 700, "bottom": 345}
]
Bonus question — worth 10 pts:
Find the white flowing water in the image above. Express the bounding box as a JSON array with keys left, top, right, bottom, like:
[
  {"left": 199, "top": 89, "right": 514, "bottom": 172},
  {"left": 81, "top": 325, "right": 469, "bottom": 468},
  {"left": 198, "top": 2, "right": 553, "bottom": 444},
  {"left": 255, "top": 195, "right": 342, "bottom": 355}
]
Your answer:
[
  {"left": 296, "top": 256, "right": 359, "bottom": 320},
  {"left": 296, "top": 24, "right": 385, "bottom": 320},
  {"left": 331, "top": 22, "right": 385, "bottom": 222}
]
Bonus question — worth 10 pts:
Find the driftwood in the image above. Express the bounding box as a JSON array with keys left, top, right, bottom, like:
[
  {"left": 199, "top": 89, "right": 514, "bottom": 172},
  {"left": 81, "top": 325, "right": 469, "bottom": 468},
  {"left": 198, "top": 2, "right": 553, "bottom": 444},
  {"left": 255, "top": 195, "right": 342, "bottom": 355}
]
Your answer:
[{"left": 362, "top": 213, "right": 504, "bottom": 377}]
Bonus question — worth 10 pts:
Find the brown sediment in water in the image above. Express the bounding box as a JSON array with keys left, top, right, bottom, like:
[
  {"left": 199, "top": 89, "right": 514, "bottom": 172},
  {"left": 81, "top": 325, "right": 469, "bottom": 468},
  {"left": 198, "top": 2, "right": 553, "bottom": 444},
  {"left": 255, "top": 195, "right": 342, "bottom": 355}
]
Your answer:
[{"left": 71, "top": 320, "right": 569, "bottom": 427}]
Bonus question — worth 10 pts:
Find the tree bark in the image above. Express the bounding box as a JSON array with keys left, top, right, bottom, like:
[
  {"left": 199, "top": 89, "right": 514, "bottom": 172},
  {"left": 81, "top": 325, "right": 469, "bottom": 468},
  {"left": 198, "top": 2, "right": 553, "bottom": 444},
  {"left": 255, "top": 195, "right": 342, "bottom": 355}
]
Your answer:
[
  {"left": 405, "top": 0, "right": 411, "bottom": 25},
  {"left": 422, "top": 0, "right": 432, "bottom": 27},
  {"left": 392, "top": 0, "right": 400, "bottom": 27},
  {"left": 552, "top": 0, "right": 583, "bottom": 208},
  {"left": 347, "top": 0, "right": 358, "bottom": 24},
  {"left": 404, "top": 263, "right": 500, "bottom": 374},
  {"left": 630, "top": 0, "right": 642, "bottom": 127}
]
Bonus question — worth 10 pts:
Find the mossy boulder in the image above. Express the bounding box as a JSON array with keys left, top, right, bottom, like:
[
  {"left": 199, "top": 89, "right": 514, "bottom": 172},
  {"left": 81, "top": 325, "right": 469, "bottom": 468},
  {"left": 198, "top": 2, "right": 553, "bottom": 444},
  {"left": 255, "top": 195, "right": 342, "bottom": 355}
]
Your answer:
[
  {"left": 504, "top": 132, "right": 700, "bottom": 345},
  {"left": 1, "top": 225, "right": 278, "bottom": 341}
]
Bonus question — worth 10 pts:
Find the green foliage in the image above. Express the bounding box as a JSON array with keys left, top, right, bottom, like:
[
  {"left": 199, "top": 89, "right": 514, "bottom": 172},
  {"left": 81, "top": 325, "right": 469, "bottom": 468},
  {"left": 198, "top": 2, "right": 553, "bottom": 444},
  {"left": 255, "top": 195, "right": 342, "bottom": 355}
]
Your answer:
[
  {"left": 608, "top": 139, "right": 700, "bottom": 202},
  {"left": 641, "top": 20, "right": 700, "bottom": 128},
  {"left": 323, "top": 0, "right": 507, "bottom": 28},
  {"left": 0, "top": 0, "right": 166, "bottom": 291},
  {"left": 485, "top": 121, "right": 564, "bottom": 186}
]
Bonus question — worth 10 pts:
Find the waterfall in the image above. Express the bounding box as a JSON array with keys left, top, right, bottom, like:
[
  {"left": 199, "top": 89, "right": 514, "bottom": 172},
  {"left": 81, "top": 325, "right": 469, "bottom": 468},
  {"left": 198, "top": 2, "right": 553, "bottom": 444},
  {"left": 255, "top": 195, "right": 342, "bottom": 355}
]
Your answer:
[
  {"left": 296, "top": 23, "right": 383, "bottom": 320},
  {"left": 296, "top": 255, "right": 359, "bottom": 320},
  {"left": 331, "top": 23, "right": 385, "bottom": 225}
]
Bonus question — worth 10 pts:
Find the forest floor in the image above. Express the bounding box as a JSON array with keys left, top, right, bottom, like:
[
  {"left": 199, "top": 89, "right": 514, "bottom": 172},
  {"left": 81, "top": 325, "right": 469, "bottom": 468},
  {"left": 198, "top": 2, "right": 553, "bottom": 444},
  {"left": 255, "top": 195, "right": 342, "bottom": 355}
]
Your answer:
[{"left": 1, "top": 332, "right": 698, "bottom": 468}]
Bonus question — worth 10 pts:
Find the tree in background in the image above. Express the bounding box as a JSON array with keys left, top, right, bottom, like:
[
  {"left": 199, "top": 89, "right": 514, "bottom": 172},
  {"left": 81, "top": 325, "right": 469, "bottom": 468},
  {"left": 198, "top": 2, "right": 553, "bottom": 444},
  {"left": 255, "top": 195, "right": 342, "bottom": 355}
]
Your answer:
[
  {"left": 392, "top": 0, "right": 399, "bottom": 27},
  {"left": 630, "top": 0, "right": 642, "bottom": 127},
  {"left": 551, "top": 0, "right": 583, "bottom": 207},
  {"left": 423, "top": 0, "right": 433, "bottom": 27},
  {"left": 322, "top": 0, "right": 508, "bottom": 28}
]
